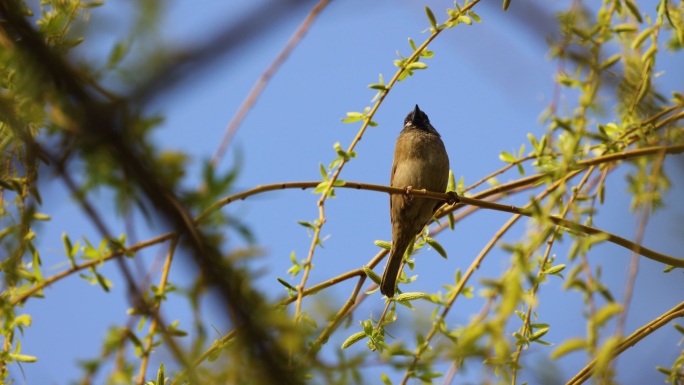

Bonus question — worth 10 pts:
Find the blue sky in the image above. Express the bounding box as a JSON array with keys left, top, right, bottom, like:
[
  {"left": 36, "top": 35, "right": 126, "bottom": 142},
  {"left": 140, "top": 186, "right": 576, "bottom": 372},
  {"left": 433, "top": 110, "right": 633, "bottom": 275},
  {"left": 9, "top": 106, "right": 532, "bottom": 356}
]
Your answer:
[{"left": 13, "top": 0, "right": 684, "bottom": 383}]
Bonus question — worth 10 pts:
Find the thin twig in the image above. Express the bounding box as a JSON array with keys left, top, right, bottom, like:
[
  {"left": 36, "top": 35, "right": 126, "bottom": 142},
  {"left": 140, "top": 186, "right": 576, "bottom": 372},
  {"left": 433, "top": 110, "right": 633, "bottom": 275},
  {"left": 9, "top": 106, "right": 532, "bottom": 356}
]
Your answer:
[
  {"left": 304, "top": 276, "right": 368, "bottom": 360},
  {"left": 614, "top": 148, "right": 666, "bottom": 342},
  {"left": 211, "top": 0, "right": 332, "bottom": 166},
  {"left": 137, "top": 236, "right": 179, "bottom": 384}
]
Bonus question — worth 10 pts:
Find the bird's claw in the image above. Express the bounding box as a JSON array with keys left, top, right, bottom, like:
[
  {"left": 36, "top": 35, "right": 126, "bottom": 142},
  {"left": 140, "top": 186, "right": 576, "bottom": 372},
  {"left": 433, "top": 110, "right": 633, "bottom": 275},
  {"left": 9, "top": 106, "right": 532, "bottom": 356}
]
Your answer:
[
  {"left": 402, "top": 186, "right": 414, "bottom": 204},
  {"left": 446, "top": 191, "right": 460, "bottom": 205}
]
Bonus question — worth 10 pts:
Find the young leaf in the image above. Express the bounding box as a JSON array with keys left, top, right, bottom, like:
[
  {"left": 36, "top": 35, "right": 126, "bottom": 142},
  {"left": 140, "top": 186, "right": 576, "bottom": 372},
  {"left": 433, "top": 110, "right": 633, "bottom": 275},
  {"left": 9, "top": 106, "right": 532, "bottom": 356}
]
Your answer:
[
  {"left": 319, "top": 163, "right": 328, "bottom": 181},
  {"left": 499, "top": 151, "right": 516, "bottom": 163},
  {"left": 551, "top": 338, "right": 587, "bottom": 359},
  {"left": 425, "top": 237, "right": 447, "bottom": 259},
  {"left": 374, "top": 240, "right": 391, "bottom": 250},
  {"left": 341, "top": 331, "right": 366, "bottom": 349},
  {"left": 425, "top": 6, "right": 438, "bottom": 30},
  {"left": 364, "top": 267, "right": 382, "bottom": 285},
  {"left": 277, "top": 278, "right": 296, "bottom": 290},
  {"left": 624, "top": 0, "right": 643, "bottom": 23},
  {"left": 156, "top": 362, "right": 165, "bottom": 385},
  {"left": 406, "top": 62, "right": 427, "bottom": 70}
]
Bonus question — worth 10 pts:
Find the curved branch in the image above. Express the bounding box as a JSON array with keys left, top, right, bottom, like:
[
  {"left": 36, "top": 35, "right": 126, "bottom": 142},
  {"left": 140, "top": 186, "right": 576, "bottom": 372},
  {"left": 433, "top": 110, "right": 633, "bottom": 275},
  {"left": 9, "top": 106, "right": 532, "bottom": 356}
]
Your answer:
[
  {"left": 11, "top": 232, "right": 175, "bottom": 305},
  {"left": 566, "top": 301, "right": 684, "bottom": 385}
]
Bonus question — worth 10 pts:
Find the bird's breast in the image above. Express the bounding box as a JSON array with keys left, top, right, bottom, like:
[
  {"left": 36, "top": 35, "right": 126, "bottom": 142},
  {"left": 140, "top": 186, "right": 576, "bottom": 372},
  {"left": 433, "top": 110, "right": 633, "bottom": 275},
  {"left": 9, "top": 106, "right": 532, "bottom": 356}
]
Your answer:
[{"left": 391, "top": 131, "right": 449, "bottom": 191}]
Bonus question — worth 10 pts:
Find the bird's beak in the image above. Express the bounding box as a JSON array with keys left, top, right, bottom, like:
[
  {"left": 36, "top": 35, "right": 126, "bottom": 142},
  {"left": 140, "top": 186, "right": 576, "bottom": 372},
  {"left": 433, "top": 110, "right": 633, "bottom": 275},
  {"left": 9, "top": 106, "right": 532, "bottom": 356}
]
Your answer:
[{"left": 411, "top": 104, "right": 421, "bottom": 123}]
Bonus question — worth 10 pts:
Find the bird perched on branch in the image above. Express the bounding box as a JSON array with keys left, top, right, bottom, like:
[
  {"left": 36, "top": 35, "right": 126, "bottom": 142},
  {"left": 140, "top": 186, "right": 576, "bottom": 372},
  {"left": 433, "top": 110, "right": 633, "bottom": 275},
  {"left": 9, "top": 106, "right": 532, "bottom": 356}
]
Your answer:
[{"left": 380, "top": 105, "right": 451, "bottom": 298}]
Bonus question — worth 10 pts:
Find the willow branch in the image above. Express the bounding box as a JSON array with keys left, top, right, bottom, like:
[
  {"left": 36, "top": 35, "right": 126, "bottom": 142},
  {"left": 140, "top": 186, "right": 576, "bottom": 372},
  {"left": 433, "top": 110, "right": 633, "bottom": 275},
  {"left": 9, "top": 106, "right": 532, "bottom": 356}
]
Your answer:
[
  {"left": 11, "top": 232, "right": 174, "bottom": 305},
  {"left": 137, "top": 236, "right": 179, "bottom": 384},
  {"left": 211, "top": 0, "right": 331, "bottom": 166},
  {"left": 567, "top": 301, "right": 684, "bottom": 385},
  {"left": 511, "top": 166, "right": 595, "bottom": 384}
]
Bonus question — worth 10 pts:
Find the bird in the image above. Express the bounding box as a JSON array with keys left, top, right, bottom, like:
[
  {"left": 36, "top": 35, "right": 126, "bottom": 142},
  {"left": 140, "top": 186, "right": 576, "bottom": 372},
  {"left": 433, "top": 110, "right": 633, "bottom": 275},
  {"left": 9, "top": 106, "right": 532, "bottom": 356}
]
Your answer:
[{"left": 380, "top": 104, "right": 450, "bottom": 298}]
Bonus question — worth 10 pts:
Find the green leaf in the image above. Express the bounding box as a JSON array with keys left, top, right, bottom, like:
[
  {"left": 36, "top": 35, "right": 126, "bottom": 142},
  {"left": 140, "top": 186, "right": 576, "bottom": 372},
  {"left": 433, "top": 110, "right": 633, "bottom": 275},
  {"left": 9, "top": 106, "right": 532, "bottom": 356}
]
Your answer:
[
  {"left": 543, "top": 264, "right": 566, "bottom": 276},
  {"left": 156, "top": 362, "right": 165, "bottom": 385},
  {"left": 446, "top": 170, "right": 456, "bottom": 193},
  {"left": 364, "top": 266, "right": 382, "bottom": 285},
  {"left": 277, "top": 278, "right": 296, "bottom": 290},
  {"left": 529, "top": 326, "right": 549, "bottom": 341},
  {"left": 341, "top": 331, "right": 366, "bottom": 349},
  {"left": 341, "top": 112, "right": 364, "bottom": 123},
  {"left": 595, "top": 335, "right": 620, "bottom": 376},
  {"left": 673, "top": 323, "right": 684, "bottom": 335},
  {"left": 551, "top": 338, "right": 587, "bottom": 359},
  {"left": 32, "top": 213, "right": 51, "bottom": 221},
  {"left": 107, "top": 40, "right": 131, "bottom": 68},
  {"left": 624, "top": 0, "right": 643, "bottom": 23},
  {"left": 592, "top": 303, "right": 623, "bottom": 328},
  {"left": 126, "top": 329, "right": 143, "bottom": 348},
  {"left": 457, "top": 16, "right": 472, "bottom": 25},
  {"left": 396, "top": 292, "right": 432, "bottom": 302},
  {"left": 84, "top": 1, "right": 105, "bottom": 7},
  {"left": 503, "top": 0, "right": 512, "bottom": 11},
  {"left": 634, "top": 75, "right": 650, "bottom": 105},
  {"left": 94, "top": 272, "right": 112, "bottom": 292},
  {"left": 631, "top": 27, "right": 653, "bottom": 49},
  {"left": 64, "top": 37, "right": 85, "bottom": 48},
  {"left": 613, "top": 24, "right": 638, "bottom": 33},
  {"left": 657, "top": 366, "right": 672, "bottom": 375},
  {"left": 425, "top": 237, "right": 447, "bottom": 259},
  {"left": 406, "top": 62, "right": 427, "bottom": 70},
  {"left": 425, "top": 6, "right": 438, "bottom": 30},
  {"left": 319, "top": 163, "right": 328, "bottom": 181},
  {"left": 499, "top": 151, "right": 516, "bottom": 163},
  {"left": 600, "top": 53, "right": 621, "bottom": 69},
  {"left": 374, "top": 240, "right": 391, "bottom": 250},
  {"left": 62, "top": 233, "right": 75, "bottom": 262},
  {"left": 297, "top": 221, "right": 315, "bottom": 230},
  {"left": 312, "top": 181, "right": 329, "bottom": 194},
  {"left": 641, "top": 44, "right": 657, "bottom": 63},
  {"left": 10, "top": 353, "right": 37, "bottom": 363},
  {"left": 468, "top": 11, "right": 482, "bottom": 23}
]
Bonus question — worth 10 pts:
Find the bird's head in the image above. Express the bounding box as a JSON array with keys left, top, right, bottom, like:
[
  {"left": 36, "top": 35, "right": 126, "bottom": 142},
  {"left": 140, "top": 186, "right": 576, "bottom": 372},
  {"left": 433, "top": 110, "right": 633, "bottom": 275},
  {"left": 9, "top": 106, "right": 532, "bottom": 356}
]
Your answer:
[{"left": 404, "top": 104, "right": 439, "bottom": 135}]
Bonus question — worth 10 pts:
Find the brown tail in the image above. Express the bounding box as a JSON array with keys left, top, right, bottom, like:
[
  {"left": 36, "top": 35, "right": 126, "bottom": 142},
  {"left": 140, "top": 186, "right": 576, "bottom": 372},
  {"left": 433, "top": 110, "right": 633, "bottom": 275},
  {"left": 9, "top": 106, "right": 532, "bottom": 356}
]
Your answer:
[{"left": 380, "top": 234, "right": 413, "bottom": 297}]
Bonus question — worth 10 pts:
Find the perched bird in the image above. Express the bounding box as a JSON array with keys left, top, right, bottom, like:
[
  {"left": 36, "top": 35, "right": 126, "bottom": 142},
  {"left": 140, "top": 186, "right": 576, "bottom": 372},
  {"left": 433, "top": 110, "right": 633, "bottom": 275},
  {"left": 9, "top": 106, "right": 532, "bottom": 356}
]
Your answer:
[{"left": 380, "top": 105, "right": 450, "bottom": 298}]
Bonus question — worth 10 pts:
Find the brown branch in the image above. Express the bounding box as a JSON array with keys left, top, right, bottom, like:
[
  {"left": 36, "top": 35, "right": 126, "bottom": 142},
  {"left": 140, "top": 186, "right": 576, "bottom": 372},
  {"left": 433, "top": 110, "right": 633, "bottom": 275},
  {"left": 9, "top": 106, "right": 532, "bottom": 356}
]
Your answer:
[
  {"left": 567, "top": 301, "right": 684, "bottom": 385},
  {"left": 11, "top": 232, "right": 174, "bottom": 305}
]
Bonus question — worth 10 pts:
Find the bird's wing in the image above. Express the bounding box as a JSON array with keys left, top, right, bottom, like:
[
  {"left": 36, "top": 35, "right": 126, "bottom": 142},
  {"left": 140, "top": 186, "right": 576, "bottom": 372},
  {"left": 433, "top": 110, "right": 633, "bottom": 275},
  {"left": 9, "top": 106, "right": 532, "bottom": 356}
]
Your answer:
[{"left": 389, "top": 160, "right": 397, "bottom": 213}]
